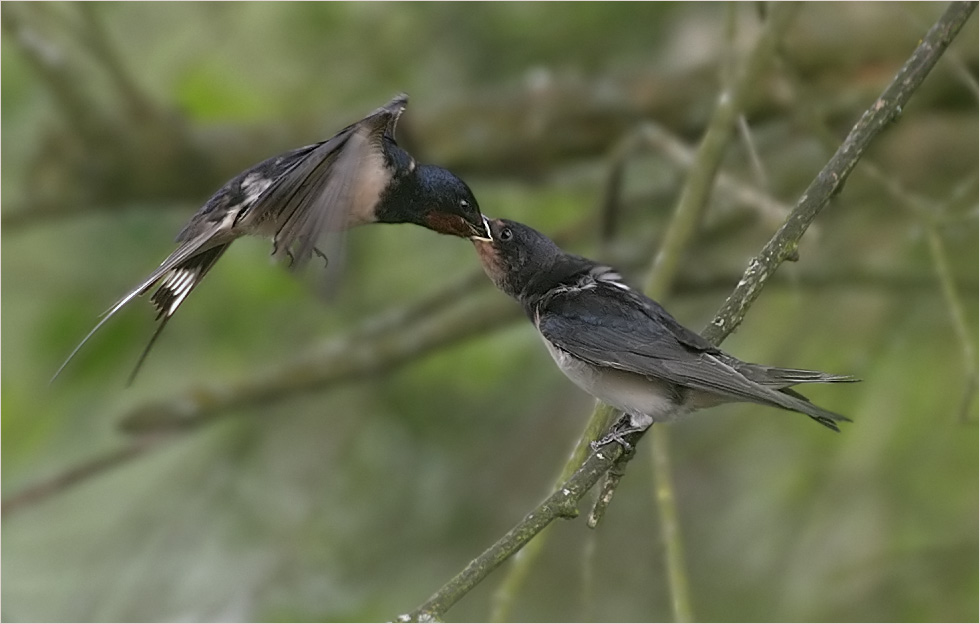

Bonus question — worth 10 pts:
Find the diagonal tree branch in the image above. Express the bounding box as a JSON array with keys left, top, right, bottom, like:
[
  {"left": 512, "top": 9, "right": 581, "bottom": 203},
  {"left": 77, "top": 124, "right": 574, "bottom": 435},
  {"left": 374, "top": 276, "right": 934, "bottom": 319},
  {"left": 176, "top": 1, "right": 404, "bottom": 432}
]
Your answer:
[
  {"left": 398, "top": 3, "right": 977, "bottom": 621},
  {"left": 0, "top": 437, "right": 164, "bottom": 518}
]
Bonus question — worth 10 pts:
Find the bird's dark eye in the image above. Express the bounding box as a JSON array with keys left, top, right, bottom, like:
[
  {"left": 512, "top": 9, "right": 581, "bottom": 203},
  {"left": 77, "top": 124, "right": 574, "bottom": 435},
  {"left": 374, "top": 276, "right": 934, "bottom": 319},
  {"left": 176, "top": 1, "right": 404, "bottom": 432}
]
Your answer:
[
  {"left": 459, "top": 199, "right": 469, "bottom": 209},
  {"left": 499, "top": 227, "right": 513, "bottom": 241}
]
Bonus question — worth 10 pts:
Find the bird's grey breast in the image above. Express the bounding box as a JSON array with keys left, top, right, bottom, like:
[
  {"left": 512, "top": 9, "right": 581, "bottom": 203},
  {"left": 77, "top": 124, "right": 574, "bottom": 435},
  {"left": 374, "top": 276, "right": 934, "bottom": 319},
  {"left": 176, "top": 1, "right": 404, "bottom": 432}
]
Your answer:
[{"left": 540, "top": 335, "right": 684, "bottom": 426}]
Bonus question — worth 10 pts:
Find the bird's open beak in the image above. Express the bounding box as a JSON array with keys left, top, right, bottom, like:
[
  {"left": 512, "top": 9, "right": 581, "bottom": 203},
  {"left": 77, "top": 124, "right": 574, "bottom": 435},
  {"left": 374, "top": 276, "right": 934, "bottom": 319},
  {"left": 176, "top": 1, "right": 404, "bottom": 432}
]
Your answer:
[{"left": 470, "top": 215, "right": 493, "bottom": 242}]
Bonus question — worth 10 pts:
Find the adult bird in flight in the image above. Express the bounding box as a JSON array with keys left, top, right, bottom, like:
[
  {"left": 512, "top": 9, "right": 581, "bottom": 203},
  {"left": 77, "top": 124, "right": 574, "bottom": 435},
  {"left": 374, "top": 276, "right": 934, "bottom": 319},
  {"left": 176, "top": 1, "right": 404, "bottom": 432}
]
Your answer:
[{"left": 55, "top": 94, "right": 491, "bottom": 384}]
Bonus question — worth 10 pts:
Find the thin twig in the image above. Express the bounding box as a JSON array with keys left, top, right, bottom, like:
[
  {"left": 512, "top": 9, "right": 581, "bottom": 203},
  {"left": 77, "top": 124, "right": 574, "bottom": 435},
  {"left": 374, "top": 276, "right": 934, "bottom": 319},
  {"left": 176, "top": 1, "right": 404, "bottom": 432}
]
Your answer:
[
  {"left": 598, "top": 132, "right": 647, "bottom": 246},
  {"left": 586, "top": 441, "right": 632, "bottom": 529},
  {"left": 610, "top": 122, "right": 793, "bottom": 229},
  {"left": 926, "top": 225, "right": 979, "bottom": 422},
  {"left": 844, "top": 161, "right": 979, "bottom": 423}
]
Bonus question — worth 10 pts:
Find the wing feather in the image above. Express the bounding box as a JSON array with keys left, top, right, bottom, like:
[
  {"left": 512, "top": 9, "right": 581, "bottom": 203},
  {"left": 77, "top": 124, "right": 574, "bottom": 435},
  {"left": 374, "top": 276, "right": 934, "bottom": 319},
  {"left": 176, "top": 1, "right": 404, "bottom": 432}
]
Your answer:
[
  {"left": 535, "top": 282, "right": 850, "bottom": 429},
  {"left": 236, "top": 96, "right": 404, "bottom": 271}
]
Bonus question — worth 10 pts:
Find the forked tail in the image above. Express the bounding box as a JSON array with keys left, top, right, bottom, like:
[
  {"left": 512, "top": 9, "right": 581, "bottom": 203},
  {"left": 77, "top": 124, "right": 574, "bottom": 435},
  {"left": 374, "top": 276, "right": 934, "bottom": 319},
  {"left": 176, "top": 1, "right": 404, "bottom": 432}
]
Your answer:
[{"left": 51, "top": 241, "right": 228, "bottom": 384}]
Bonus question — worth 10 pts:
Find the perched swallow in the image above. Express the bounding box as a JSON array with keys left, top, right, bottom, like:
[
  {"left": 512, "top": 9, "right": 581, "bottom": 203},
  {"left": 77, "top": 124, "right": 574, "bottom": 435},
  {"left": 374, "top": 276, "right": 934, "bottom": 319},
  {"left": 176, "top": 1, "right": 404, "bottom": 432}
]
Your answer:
[
  {"left": 472, "top": 219, "right": 857, "bottom": 442},
  {"left": 55, "top": 94, "right": 492, "bottom": 383}
]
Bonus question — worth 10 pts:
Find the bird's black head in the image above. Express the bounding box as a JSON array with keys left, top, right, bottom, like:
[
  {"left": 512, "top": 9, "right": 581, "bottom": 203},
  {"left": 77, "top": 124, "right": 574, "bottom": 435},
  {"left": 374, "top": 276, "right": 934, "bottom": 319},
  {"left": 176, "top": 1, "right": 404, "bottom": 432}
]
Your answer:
[
  {"left": 379, "top": 164, "right": 490, "bottom": 239},
  {"left": 471, "top": 218, "right": 567, "bottom": 301}
]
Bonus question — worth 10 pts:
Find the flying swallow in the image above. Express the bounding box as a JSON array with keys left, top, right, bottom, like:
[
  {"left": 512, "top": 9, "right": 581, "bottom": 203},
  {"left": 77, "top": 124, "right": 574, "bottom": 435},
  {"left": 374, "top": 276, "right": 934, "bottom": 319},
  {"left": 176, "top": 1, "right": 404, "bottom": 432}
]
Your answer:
[{"left": 55, "top": 94, "right": 492, "bottom": 383}]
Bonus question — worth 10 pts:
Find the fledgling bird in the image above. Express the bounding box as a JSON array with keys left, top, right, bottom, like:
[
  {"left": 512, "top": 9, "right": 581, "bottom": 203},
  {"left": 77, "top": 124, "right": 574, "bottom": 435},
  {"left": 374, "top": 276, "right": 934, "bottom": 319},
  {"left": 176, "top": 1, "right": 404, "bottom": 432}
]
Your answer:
[
  {"left": 55, "top": 94, "right": 492, "bottom": 383},
  {"left": 472, "top": 218, "right": 857, "bottom": 442}
]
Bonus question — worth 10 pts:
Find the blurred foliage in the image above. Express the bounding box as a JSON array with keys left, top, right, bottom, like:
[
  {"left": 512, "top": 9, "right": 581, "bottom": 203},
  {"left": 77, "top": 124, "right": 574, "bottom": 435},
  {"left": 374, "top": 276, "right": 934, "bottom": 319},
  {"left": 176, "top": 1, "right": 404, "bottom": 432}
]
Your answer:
[{"left": 2, "top": 2, "right": 977, "bottom": 622}]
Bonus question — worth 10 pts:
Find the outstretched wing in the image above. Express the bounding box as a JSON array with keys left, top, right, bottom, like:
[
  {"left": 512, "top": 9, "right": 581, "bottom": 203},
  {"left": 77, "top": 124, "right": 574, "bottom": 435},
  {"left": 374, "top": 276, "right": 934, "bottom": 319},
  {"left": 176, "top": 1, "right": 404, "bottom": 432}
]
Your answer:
[
  {"left": 535, "top": 281, "right": 850, "bottom": 430},
  {"left": 238, "top": 94, "right": 410, "bottom": 273}
]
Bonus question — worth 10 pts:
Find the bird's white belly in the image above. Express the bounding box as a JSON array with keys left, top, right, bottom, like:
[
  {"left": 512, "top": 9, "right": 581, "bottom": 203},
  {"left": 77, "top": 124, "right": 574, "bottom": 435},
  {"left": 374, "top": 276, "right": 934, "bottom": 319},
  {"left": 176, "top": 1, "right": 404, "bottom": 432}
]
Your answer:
[{"left": 544, "top": 340, "right": 680, "bottom": 428}]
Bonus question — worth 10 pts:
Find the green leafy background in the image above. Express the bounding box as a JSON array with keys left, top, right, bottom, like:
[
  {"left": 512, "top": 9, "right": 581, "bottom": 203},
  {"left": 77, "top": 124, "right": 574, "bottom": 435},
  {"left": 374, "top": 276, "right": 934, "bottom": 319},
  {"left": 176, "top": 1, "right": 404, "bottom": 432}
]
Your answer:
[{"left": 2, "top": 3, "right": 977, "bottom": 622}]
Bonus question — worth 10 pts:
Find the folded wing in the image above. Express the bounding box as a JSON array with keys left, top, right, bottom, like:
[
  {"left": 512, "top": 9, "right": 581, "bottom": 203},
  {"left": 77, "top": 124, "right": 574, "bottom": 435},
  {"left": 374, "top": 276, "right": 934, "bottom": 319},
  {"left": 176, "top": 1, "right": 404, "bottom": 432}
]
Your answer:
[{"left": 536, "top": 282, "right": 851, "bottom": 430}]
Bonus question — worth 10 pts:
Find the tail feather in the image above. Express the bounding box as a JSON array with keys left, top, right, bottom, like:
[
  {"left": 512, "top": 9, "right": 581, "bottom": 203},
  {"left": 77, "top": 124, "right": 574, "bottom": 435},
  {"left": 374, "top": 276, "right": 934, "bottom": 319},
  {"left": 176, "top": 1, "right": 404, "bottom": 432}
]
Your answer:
[
  {"left": 125, "top": 244, "right": 229, "bottom": 385},
  {"left": 51, "top": 231, "right": 226, "bottom": 384},
  {"left": 676, "top": 353, "right": 858, "bottom": 433},
  {"left": 771, "top": 387, "right": 853, "bottom": 432},
  {"left": 51, "top": 287, "right": 150, "bottom": 383},
  {"left": 725, "top": 361, "right": 858, "bottom": 432},
  {"left": 736, "top": 363, "right": 860, "bottom": 388}
]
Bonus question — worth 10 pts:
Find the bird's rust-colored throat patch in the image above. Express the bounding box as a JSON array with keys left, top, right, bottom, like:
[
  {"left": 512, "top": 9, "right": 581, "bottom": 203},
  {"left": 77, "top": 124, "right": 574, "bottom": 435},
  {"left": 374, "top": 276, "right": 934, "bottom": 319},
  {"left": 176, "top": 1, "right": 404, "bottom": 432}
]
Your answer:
[{"left": 472, "top": 239, "right": 507, "bottom": 288}]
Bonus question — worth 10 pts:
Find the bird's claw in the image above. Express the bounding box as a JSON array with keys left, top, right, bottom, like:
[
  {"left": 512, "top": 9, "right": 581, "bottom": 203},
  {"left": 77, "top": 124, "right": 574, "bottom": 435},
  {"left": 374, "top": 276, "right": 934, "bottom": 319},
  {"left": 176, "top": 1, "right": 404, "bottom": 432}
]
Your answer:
[
  {"left": 591, "top": 417, "right": 648, "bottom": 455},
  {"left": 313, "top": 247, "right": 329, "bottom": 268},
  {"left": 592, "top": 431, "right": 634, "bottom": 454}
]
